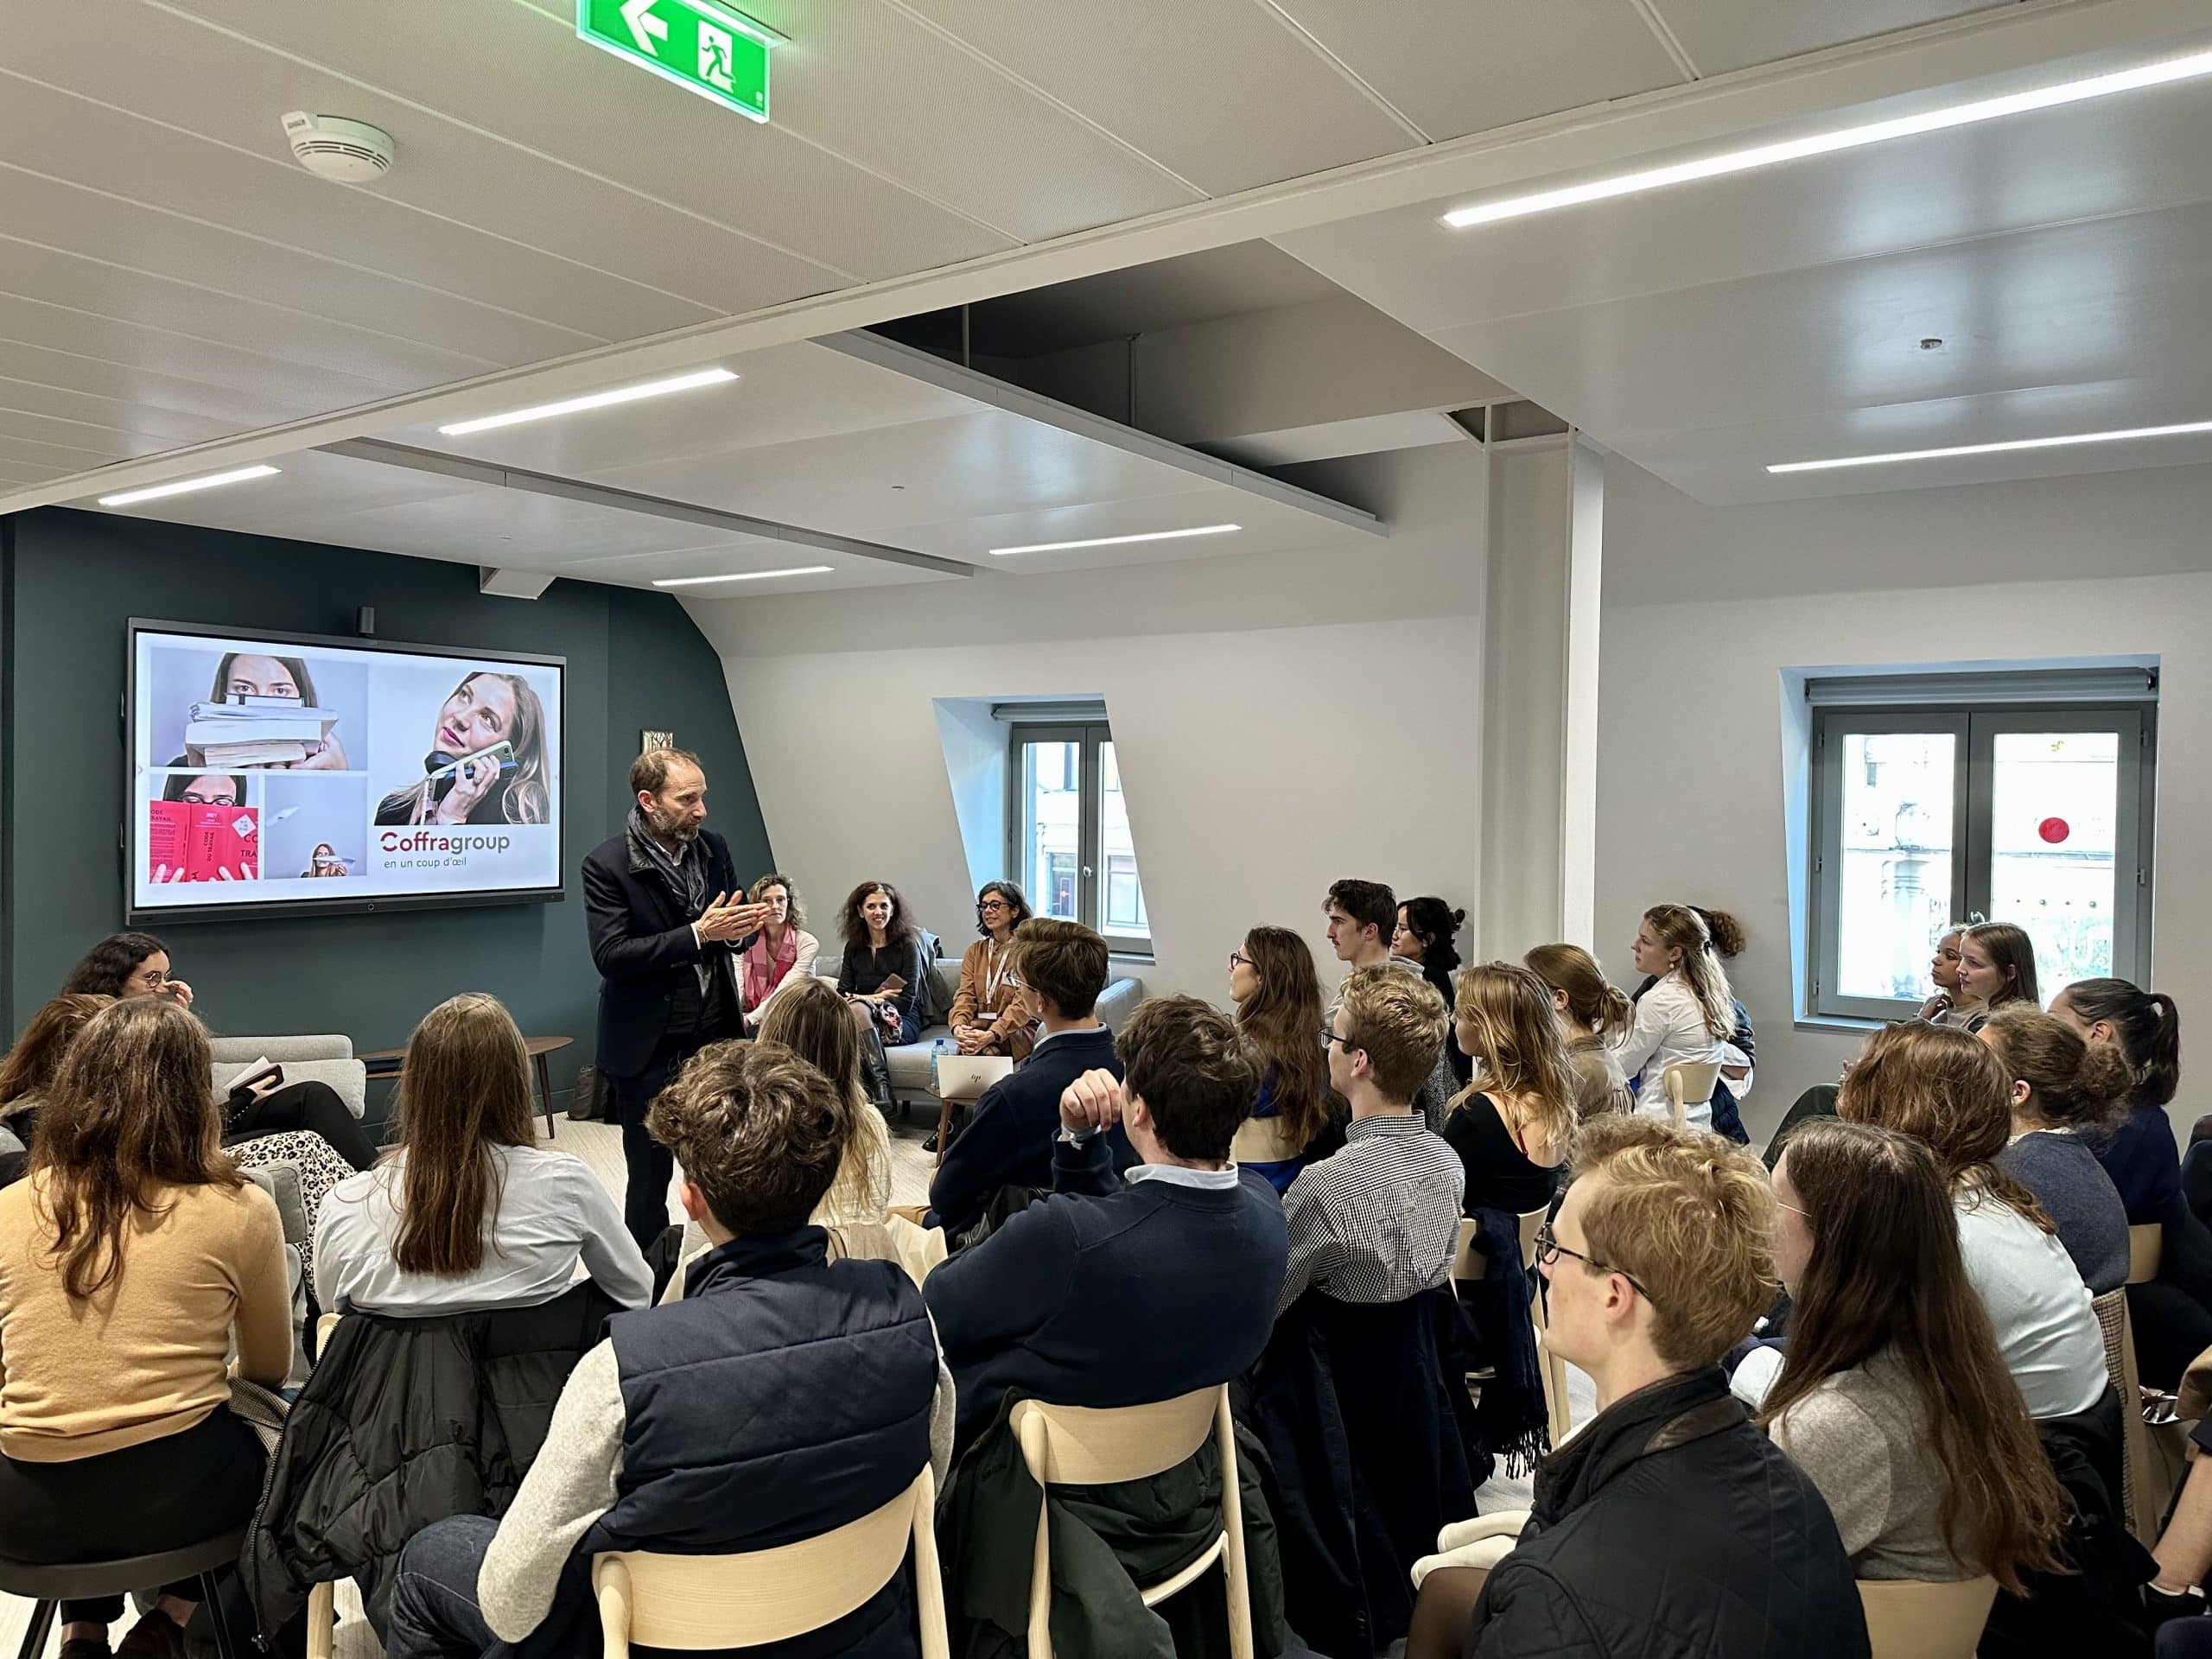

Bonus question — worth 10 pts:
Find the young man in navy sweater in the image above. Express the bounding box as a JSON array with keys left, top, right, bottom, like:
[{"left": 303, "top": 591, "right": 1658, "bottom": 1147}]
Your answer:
[
  {"left": 926, "top": 917, "right": 1129, "bottom": 1241},
  {"left": 925, "top": 994, "right": 1289, "bottom": 1449}
]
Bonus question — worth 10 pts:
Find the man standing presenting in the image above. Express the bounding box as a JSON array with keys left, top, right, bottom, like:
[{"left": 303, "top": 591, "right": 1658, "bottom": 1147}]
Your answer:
[{"left": 582, "top": 747, "right": 765, "bottom": 1249}]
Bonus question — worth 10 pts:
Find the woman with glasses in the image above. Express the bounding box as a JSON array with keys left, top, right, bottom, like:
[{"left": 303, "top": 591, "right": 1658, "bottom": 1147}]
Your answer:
[
  {"left": 1228, "top": 926, "right": 1336, "bottom": 1194},
  {"left": 949, "top": 880, "right": 1034, "bottom": 1062},
  {"left": 1759, "top": 1119, "right": 2067, "bottom": 1586}
]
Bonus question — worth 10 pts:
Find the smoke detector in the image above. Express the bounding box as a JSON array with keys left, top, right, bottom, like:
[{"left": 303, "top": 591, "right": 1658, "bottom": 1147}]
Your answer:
[{"left": 281, "top": 112, "right": 395, "bottom": 183}]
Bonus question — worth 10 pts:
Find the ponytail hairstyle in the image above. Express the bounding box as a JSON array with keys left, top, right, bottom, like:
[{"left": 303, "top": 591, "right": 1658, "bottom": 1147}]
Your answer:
[
  {"left": 1525, "top": 943, "right": 1633, "bottom": 1043},
  {"left": 1693, "top": 907, "right": 1746, "bottom": 960},
  {"left": 1981, "top": 1007, "right": 2134, "bottom": 1140},
  {"left": 1836, "top": 1022, "right": 2053, "bottom": 1233},
  {"left": 1762, "top": 1120, "right": 2068, "bottom": 1593},
  {"left": 2059, "top": 977, "right": 2180, "bottom": 1111},
  {"left": 1233, "top": 926, "right": 1332, "bottom": 1154},
  {"left": 1961, "top": 922, "right": 2039, "bottom": 1011},
  {"left": 1396, "top": 897, "right": 1465, "bottom": 1008},
  {"left": 1642, "top": 904, "right": 1736, "bottom": 1042}
]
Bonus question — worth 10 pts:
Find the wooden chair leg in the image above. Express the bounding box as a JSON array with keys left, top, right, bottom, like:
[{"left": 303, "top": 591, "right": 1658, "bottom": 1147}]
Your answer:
[
  {"left": 305, "top": 1580, "right": 336, "bottom": 1659},
  {"left": 934, "top": 1096, "right": 952, "bottom": 1169},
  {"left": 535, "top": 1052, "right": 556, "bottom": 1137}
]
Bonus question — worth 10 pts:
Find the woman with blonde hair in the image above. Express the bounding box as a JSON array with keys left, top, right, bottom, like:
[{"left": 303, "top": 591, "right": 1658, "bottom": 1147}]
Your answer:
[
  {"left": 1443, "top": 963, "right": 1577, "bottom": 1215},
  {"left": 1616, "top": 904, "right": 1736, "bottom": 1130},
  {"left": 1523, "top": 944, "right": 1632, "bottom": 1120},
  {"left": 1229, "top": 925, "right": 1337, "bottom": 1193},
  {"left": 0, "top": 996, "right": 290, "bottom": 1658},
  {"left": 739, "top": 872, "right": 819, "bottom": 1032},
  {"left": 372, "top": 671, "right": 550, "bottom": 828},
  {"left": 757, "top": 976, "right": 893, "bottom": 1236},
  {"left": 315, "top": 994, "right": 650, "bottom": 1316}
]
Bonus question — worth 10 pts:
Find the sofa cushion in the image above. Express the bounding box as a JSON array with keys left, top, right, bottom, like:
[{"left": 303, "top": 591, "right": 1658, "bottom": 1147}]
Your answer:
[{"left": 208, "top": 1033, "right": 356, "bottom": 1064}]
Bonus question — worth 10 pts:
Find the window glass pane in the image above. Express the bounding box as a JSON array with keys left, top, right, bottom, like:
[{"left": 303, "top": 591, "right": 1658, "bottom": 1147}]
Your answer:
[
  {"left": 1021, "top": 741, "right": 1080, "bottom": 921},
  {"left": 1099, "top": 741, "right": 1147, "bottom": 936},
  {"left": 1989, "top": 730, "right": 2120, "bottom": 988},
  {"left": 1834, "top": 731, "right": 1956, "bottom": 1000}
]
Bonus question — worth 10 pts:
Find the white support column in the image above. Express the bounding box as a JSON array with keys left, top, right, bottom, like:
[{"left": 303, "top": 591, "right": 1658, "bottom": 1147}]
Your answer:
[{"left": 1478, "top": 435, "right": 1605, "bottom": 957}]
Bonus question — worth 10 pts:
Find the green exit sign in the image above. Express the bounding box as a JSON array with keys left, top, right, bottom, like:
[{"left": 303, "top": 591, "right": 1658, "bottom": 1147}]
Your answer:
[{"left": 576, "top": 0, "right": 784, "bottom": 122}]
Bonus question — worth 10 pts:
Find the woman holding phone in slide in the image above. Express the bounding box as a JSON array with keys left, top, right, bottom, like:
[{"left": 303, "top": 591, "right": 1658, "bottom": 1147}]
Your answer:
[{"left": 374, "top": 671, "right": 550, "bottom": 828}]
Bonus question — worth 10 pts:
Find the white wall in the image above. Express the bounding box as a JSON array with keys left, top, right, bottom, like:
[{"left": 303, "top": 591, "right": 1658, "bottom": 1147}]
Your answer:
[
  {"left": 687, "top": 444, "right": 1488, "bottom": 999},
  {"left": 1598, "top": 456, "right": 2212, "bottom": 1145}
]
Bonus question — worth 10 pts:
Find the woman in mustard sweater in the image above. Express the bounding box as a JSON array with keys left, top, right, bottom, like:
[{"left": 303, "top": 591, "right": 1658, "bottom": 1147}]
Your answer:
[{"left": 0, "top": 996, "right": 291, "bottom": 1659}]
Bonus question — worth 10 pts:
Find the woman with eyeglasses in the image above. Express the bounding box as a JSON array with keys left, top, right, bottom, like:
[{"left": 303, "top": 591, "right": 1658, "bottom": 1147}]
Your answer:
[
  {"left": 949, "top": 881, "right": 1034, "bottom": 1062},
  {"left": 1228, "top": 926, "right": 1337, "bottom": 1194}
]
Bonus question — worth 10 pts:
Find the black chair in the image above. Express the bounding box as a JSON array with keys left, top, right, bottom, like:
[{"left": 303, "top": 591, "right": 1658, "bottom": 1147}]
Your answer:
[{"left": 1, "top": 1527, "right": 251, "bottom": 1659}]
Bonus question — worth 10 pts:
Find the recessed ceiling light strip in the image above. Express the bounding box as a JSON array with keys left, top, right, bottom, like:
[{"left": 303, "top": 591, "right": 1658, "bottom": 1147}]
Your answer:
[
  {"left": 990, "top": 524, "right": 1242, "bottom": 556},
  {"left": 99, "top": 465, "right": 280, "bottom": 507},
  {"left": 439, "top": 367, "right": 738, "bottom": 436},
  {"left": 1769, "top": 418, "right": 2212, "bottom": 474},
  {"left": 654, "top": 567, "right": 834, "bottom": 587},
  {"left": 1443, "top": 48, "right": 2212, "bottom": 229}
]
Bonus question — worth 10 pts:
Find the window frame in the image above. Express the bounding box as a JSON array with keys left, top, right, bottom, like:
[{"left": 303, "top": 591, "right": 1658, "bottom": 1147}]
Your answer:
[
  {"left": 1005, "top": 715, "right": 1150, "bottom": 956},
  {"left": 1808, "top": 698, "right": 2155, "bottom": 1022}
]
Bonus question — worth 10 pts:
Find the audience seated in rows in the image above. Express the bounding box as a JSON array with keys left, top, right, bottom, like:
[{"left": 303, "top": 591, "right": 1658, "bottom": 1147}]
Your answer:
[
  {"left": 62, "top": 931, "right": 379, "bottom": 1172},
  {"left": 1524, "top": 943, "right": 1635, "bottom": 1119},
  {"left": 1229, "top": 925, "right": 1338, "bottom": 1194},
  {"left": 1981, "top": 1007, "right": 2135, "bottom": 1294},
  {"left": 0, "top": 996, "right": 290, "bottom": 1659},
  {"left": 313, "top": 994, "right": 651, "bottom": 1318},
  {"left": 1325, "top": 877, "right": 1459, "bottom": 1133},
  {"left": 925, "top": 993, "right": 1287, "bottom": 1449},
  {"left": 1764, "top": 1119, "right": 2069, "bottom": 1584},
  {"left": 1395, "top": 896, "right": 1470, "bottom": 1084},
  {"left": 948, "top": 880, "right": 1035, "bottom": 1063},
  {"left": 1616, "top": 904, "right": 1736, "bottom": 1134},
  {"left": 737, "top": 871, "right": 819, "bottom": 1033},
  {"left": 1409, "top": 1116, "right": 1870, "bottom": 1659},
  {"left": 0, "top": 993, "right": 111, "bottom": 1190},
  {"left": 388, "top": 1040, "right": 949, "bottom": 1659},
  {"left": 2058, "top": 977, "right": 2212, "bottom": 1388},
  {"left": 925, "top": 918, "right": 1128, "bottom": 1243}
]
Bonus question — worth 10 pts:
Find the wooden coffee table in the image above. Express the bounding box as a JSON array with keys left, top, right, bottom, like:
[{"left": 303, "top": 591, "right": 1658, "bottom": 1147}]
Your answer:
[{"left": 359, "top": 1033, "right": 572, "bottom": 1135}]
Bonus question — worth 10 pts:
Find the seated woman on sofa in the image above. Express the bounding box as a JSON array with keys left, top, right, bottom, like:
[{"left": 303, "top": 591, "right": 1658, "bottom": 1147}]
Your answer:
[
  {"left": 314, "top": 994, "right": 652, "bottom": 1317},
  {"left": 60, "top": 931, "right": 378, "bottom": 1172},
  {"left": 837, "top": 880, "right": 930, "bottom": 1051},
  {"left": 739, "top": 872, "right": 819, "bottom": 1033},
  {"left": 950, "top": 880, "right": 1034, "bottom": 1063},
  {"left": 0, "top": 996, "right": 291, "bottom": 1659}
]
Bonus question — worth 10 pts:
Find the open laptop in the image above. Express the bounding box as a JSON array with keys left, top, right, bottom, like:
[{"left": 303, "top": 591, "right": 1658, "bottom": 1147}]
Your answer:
[{"left": 932, "top": 1054, "right": 1014, "bottom": 1103}]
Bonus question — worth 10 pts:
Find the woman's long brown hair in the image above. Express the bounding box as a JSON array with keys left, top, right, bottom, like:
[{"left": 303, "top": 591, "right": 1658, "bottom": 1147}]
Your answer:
[
  {"left": 391, "top": 994, "right": 536, "bottom": 1275},
  {"left": 1762, "top": 1120, "right": 2068, "bottom": 1592},
  {"left": 1982, "top": 1007, "right": 2134, "bottom": 1138},
  {"left": 1447, "top": 963, "right": 1578, "bottom": 1160},
  {"left": 1835, "top": 1022, "right": 2053, "bottom": 1231},
  {"left": 760, "top": 976, "right": 890, "bottom": 1220},
  {"left": 0, "top": 994, "right": 113, "bottom": 1119},
  {"left": 1524, "top": 943, "right": 1632, "bottom": 1043},
  {"left": 30, "top": 996, "right": 238, "bottom": 1298},
  {"left": 1235, "top": 926, "right": 1331, "bottom": 1153}
]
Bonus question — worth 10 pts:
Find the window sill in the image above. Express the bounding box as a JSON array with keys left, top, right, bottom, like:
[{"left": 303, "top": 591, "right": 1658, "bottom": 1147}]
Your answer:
[
  {"left": 1793, "top": 1014, "right": 1890, "bottom": 1036},
  {"left": 1109, "top": 952, "right": 1155, "bottom": 969}
]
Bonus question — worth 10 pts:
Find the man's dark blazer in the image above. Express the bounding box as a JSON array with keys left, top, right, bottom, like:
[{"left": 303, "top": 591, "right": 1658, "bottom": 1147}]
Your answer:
[{"left": 582, "top": 824, "right": 743, "bottom": 1080}]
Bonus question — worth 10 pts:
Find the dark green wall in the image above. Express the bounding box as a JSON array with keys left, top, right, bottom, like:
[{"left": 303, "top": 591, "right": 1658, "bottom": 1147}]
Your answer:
[{"left": 0, "top": 507, "right": 770, "bottom": 1124}]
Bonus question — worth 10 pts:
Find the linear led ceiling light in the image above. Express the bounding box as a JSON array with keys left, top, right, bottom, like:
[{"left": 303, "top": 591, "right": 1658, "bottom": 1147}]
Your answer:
[
  {"left": 1442, "top": 47, "right": 2212, "bottom": 230},
  {"left": 98, "top": 464, "right": 280, "bottom": 506},
  {"left": 989, "top": 524, "right": 1241, "bottom": 556},
  {"left": 439, "top": 367, "right": 737, "bottom": 436},
  {"left": 652, "top": 565, "right": 833, "bottom": 587},
  {"left": 1769, "top": 418, "right": 2212, "bottom": 474}
]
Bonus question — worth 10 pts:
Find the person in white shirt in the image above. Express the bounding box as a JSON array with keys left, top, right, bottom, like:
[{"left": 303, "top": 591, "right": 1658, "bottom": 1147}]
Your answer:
[
  {"left": 315, "top": 994, "right": 651, "bottom": 1317},
  {"left": 1614, "top": 905, "right": 1734, "bottom": 1128}
]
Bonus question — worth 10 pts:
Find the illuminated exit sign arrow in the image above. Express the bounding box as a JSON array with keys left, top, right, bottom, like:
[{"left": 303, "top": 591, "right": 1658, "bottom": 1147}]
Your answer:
[{"left": 576, "top": 0, "right": 785, "bottom": 122}]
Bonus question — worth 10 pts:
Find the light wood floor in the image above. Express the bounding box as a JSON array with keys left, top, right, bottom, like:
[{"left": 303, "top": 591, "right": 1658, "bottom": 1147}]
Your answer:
[{"left": 1, "top": 1105, "right": 1580, "bottom": 1657}]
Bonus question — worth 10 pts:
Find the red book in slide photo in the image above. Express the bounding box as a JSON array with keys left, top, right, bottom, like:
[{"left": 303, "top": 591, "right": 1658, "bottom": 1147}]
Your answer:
[{"left": 148, "top": 800, "right": 260, "bottom": 882}]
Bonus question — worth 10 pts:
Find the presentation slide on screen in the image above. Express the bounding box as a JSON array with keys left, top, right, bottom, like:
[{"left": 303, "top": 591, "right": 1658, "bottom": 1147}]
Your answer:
[{"left": 130, "top": 627, "right": 563, "bottom": 915}]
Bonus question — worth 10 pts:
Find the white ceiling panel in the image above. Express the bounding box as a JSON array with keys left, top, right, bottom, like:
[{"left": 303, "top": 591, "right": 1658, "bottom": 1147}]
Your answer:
[
  {"left": 1651, "top": 0, "right": 2018, "bottom": 77},
  {"left": 893, "top": 0, "right": 1418, "bottom": 193},
  {"left": 0, "top": 410, "right": 162, "bottom": 464},
  {"left": 0, "top": 339, "right": 337, "bottom": 435},
  {"left": 0, "top": 374, "right": 272, "bottom": 448},
  {"left": 0, "top": 433, "right": 133, "bottom": 477},
  {"left": 1268, "top": 0, "right": 1688, "bottom": 141}
]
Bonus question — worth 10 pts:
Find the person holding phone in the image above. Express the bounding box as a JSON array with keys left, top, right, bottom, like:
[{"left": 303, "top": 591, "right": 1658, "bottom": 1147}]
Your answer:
[
  {"left": 58, "top": 931, "right": 379, "bottom": 1171},
  {"left": 836, "top": 881, "right": 928, "bottom": 1047},
  {"left": 374, "top": 671, "right": 550, "bottom": 828},
  {"left": 582, "top": 749, "right": 767, "bottom": 1250}
]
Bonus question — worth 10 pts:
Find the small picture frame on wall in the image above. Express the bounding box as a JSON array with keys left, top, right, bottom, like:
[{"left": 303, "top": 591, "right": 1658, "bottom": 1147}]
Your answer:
[{"left": 641, "top": 729, "right": 675, "bottom": 754}]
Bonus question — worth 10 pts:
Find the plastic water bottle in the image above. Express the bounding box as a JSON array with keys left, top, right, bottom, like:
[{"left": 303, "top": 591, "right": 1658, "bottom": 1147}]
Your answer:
[{"left": 931, "top": 1038, "right": 952, "bottom": 1092}]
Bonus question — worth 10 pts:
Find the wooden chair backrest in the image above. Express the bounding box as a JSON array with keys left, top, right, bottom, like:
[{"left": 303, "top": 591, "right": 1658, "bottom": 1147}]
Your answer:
[{"left": 1857, "top": 1577, "right": 1999, "bottom": 1658}]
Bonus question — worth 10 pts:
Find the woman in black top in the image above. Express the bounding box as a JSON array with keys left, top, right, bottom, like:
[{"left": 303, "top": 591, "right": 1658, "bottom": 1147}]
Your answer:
[
  {"left": 1440, "top": 963, "right": 1577, "bottom": 1215},
  {"left": 836, "top": 880, "right": 929, "bottom": 1047},
  {"left": 1395, "top": 896, "right": 1471, "bottom": 1084}
]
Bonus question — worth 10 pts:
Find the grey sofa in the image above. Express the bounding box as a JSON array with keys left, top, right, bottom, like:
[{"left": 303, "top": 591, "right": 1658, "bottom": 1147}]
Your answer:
[
  {"left": 810, "top": 951, "right": 1144, "bottom": 1102},
  {"left": 207, "top": 1033, "right": 369, "bottom": 1119}
]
